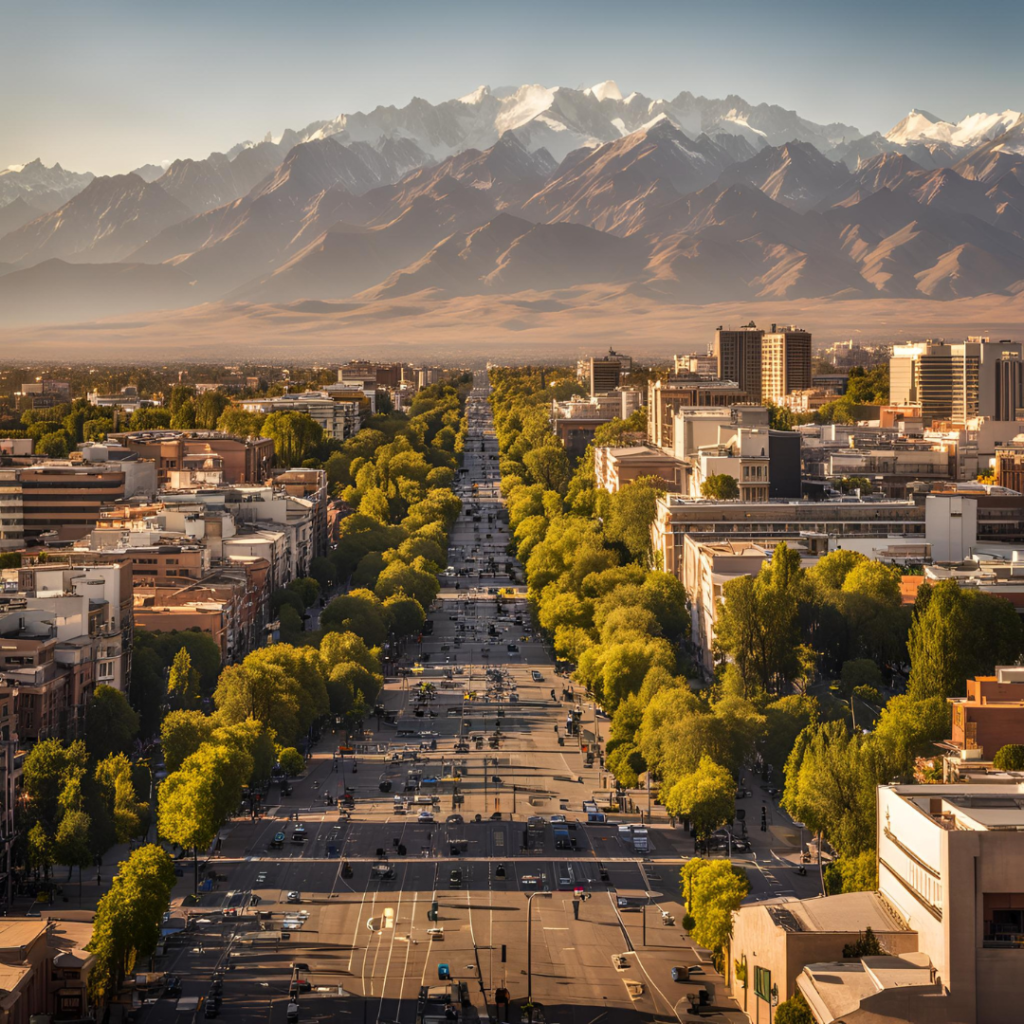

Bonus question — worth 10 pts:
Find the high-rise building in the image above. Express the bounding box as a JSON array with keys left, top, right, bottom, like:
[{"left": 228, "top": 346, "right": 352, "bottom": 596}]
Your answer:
[
  {"left": 714, "top": 322, "right": 764, "bottom": 402},
  {"left": 890, "top": 338, "right": 1024, "bottom": 426},
  {"left": 761, "top": 324, "right": 812, "bottom": 404},
  {"left": 589, "top": 350, "right": 629, "bottom": 396}
]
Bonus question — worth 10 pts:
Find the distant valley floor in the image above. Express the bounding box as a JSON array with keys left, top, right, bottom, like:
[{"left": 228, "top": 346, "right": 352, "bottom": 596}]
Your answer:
[{"left": 3, "top": 288, "right": 1024, "bottom": 364}]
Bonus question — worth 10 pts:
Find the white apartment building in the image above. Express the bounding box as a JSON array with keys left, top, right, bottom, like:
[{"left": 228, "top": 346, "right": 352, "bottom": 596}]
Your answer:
[
  {"left": 671, "top": 406, "right": 771, "bottom": 461},
  {"left": 689, "top": 427, "right": 772, "bottom": 502},
  {"left": 240, "top": 391, "right": 366, "bottom": 441}
]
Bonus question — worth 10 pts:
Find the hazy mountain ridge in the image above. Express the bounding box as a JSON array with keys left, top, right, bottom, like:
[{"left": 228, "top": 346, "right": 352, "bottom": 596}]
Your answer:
[{"left": 3, "top": 87, "right": 1024, "bottom": 324}]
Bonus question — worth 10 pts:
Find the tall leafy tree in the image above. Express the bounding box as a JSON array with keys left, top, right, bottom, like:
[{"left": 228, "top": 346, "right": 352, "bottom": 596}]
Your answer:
[
  {"left": 663, "top": 756, "right": 736, "bottom": 841},
  {"left": 680, "top": 858, "right": 749, "bottom": 958},
  {"left": 167, "top": 647, "right": 201, "bottom": 707},
  {"left": 86, "top": 685, "right": 140, "bottom": 760},
  {"left": 88, "top": 845, "right": 175, "bottom": 1004}
]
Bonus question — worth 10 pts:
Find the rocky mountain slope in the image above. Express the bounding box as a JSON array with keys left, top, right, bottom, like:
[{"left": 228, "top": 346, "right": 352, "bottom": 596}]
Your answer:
[{"left": 3, "top": 84, "right": 1024, "bottom": 324}]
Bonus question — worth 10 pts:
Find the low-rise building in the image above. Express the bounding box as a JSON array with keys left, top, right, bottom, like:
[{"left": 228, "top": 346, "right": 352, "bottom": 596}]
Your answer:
[
  {"left": 274, "top": 468, "right": 329, "bottom": 560},
  {"left": 107, "top": 430, "right": 275, "bottom": 486},
  {"left": 648, "top": 376, "right": 750, "bottom": 450},
  {"left": 674, "top": 351, "right": 718, "bottom": 377},
  {"left": 86, "top": 385, "right": 159, "bottom": 414},
  {"left": 948, "top": 668, "right": 1024, "bottom": 765},
  {"left": 592, "top": 446, "right": 685, "bottom": 493},
  {"left": 730, "top": 892, "right": 916, "bottom": 1017},
  {"left": 689, "top": 427, "right": 773, "bottom": 502},
  {"left": 0, "top": 457, "right": 157, "bottom": 548},
  {"left": 240, "top": 390, "right": 368, "bottom": 440},
  {"left": 15, "top": 380, "right": 71, "bottom": 412},
  {"left": 0, "top": 917, "right": 96, "bottom": 1024},
  {"left": 0, "top": 562, "right": 130, "bottom": 741},
  {"left": 734, "top": 781, "right": 1024, "bottom": 1023},
  {"left": 682, "top": 536, "right": 825, "bottom": 673},
  {"left": 652, "top": 494, "right": 926, "bottom": 581},
  {"left": 133, "top": 556, "right": 272, "bottom": 664},
  {"left": 550, "top": 389, "right": 644, "bottom": 457}
]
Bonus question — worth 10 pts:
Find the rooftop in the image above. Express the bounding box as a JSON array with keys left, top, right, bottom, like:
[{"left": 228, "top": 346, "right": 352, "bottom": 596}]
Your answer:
[
  {"left": 0, "top": 919, "right": 49, "bottom": 951},
  {"left": 798, "top": 953, "right": 938, "bottom": 1024},
  {"left": 761, "top": 891, "right": 908, "bottom": 935},
  {"left": 890, "top": 783, "right": 1024, "bottom": 830}
]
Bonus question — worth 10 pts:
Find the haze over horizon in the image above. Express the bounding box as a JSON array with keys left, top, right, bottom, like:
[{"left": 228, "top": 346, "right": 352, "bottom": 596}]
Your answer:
[{"left": 5, "top": 0, "right": 1024, "bottom": 175}]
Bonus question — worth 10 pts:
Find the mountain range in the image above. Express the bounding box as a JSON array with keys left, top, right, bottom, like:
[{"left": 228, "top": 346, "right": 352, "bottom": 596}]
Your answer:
[{"left": 2, "top": 81, "right": 1024, "bottom": 327}]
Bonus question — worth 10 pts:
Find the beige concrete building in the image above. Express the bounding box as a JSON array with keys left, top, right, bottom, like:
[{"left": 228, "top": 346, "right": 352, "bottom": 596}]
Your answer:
[
  {"left": 761, "top": 325, "right": 812, "bottom": 406},
  {"left": 593, "top": 446, "right": 684, "bottom": 494},
  {"left": 647, "top": 377, "right": 750, "bottom": 450},
  {"left": 738, "top": 783, "right": 1024, "bottom": 1022},
  {"left": 730, "top": 892, "right": 916, "bottom": 1019}
]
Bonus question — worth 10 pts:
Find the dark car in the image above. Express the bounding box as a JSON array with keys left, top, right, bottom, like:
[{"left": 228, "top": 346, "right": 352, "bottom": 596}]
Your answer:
[
  {"left": 164, "top": 977, "right": 182, "bottom": 998},
  {"left": 450, "top": 868, "right": 462, "bottom": 887}
]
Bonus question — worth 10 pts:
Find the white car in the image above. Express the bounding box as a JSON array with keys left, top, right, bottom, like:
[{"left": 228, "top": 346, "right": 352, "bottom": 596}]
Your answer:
[
  {"left": 418, "top": 811, "right": 435, "bottom": 823},
  {"left": 286, "top": 891, "right": 301, "bottom": 903}
]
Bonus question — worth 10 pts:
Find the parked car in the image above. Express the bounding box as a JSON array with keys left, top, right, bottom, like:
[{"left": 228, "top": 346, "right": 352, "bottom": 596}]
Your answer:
[{"left": 287, "top": 891, "right": 302, "bottom": 903}]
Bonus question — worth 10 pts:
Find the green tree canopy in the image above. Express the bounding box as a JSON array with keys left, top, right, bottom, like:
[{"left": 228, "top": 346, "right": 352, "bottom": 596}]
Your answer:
[
  {"left": 994, "top": 744, "right": 1024, "bottom": 771},
  {"left": 700, "top": 474, "right": 740, "bottom": 500},
  {"left": 87, "top": 844, "right": 176, "bottom": 1004},
  {"left": 680, "top": 858, "right": 749, "bottom": 955},
  {"left": 663, "top": 756, "right": 736, "bottom": 840}
]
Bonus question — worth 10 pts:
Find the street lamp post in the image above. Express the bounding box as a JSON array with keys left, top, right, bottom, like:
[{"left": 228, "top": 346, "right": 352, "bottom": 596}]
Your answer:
[{"left": 525, "top": 890, "right": 552, "bottom": 1021}]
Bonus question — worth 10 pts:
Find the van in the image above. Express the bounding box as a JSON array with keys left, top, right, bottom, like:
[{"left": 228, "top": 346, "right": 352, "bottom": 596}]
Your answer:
[
  {"left": 412, "top": 795, "right": 436, "bottom": 805},
  {"left": 587, "top": 812, "right": 607, "bottom": 825}
]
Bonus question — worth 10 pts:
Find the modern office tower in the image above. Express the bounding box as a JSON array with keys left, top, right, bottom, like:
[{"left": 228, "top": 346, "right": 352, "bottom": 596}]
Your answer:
[
  {"left": 761, "top": 324, "right": 813, "bottom": 404},
  {"left": 890, "top": 338, "right": 1024, "bottom": 425},
  {"left": 714, "top": 322, "right": 765, "bottom": 402},
  {"left": 589, "top": 349, "right": 630, "bottom": 396}
]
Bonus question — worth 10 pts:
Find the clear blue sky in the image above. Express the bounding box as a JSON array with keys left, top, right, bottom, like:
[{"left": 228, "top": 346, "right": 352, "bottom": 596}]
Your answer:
[{"left": 4, "top": 0, "right": 1023, "bottom": 175}]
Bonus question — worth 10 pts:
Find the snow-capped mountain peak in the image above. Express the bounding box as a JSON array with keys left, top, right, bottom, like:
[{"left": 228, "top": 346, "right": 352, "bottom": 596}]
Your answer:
[
  {"left": 586, "top": 80, "right": 623, "bottom": 103},
  {"left": 459, "top": 85, "right": 490, "bottom": 106},
  {"left": 886, "top": 108, "right": 1023, "bottom": 149}
]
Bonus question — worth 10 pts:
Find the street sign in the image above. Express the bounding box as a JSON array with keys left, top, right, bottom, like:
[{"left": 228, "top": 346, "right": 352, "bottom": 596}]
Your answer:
[{"left": 754, "top": 966, "right": 772, "bottom": 1002}]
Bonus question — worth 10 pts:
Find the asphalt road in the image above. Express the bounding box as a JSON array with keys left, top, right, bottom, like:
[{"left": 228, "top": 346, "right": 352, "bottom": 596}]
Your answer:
[{"left": 140, "top": 381, "right": 749, "bottom": 1024}]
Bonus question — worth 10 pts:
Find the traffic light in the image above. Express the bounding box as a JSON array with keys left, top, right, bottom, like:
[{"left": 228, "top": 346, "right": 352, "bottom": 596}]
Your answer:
[
  {"left": 761, "top": 806, "right": 768, "bottom": 833},
  {"left": 501, "top": 944, "right": 507, "bottom": 963}
]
